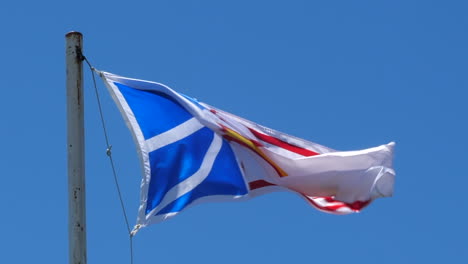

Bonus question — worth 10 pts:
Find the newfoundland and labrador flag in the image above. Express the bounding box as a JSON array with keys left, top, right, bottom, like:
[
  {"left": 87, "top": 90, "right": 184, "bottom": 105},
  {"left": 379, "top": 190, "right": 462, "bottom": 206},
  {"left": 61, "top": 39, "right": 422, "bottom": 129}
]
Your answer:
[{"left": 100, "top": 71, "right": 395, "bottom": 233}]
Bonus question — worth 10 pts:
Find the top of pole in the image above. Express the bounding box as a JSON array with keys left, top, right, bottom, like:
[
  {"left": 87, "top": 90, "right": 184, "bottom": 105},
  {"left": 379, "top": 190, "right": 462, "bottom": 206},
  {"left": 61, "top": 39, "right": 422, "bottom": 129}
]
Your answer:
[
  {"left": 66, "top": 31, "right": 84, "bottom": 66},
  {"left": 66, "top": 31, "right": 83, "bottom": 37}
]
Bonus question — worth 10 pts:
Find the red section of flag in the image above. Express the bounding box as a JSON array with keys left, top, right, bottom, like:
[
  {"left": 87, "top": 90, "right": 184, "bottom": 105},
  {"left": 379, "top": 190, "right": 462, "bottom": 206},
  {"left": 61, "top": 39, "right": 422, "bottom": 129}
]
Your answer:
[
  {"left": 304, "top": 196, "right": 371, "bottom": 213},
  {"left": 248, "top": 128, "right": 320, "bottom": 157},
  {"left": 344, "top": 200, "right": 371, "bottom": 211},
  {"left": 248, "top": 180, "right": 370, "bottom": 214},
  {"left": 249, "top": 180, "right": 276, "bottom": 190}
]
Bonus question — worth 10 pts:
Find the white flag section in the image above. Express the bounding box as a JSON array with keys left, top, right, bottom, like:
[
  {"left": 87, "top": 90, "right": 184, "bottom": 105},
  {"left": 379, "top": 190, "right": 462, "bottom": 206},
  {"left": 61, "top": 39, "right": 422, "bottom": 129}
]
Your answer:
[{"left": 100, "top": 71, "right": 395, "bottom": 233}]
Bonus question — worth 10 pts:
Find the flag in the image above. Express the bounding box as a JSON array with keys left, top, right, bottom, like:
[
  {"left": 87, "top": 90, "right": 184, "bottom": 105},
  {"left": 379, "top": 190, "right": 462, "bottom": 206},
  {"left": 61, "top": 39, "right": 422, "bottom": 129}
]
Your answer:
[{"left": 100, "top": 71, "right": 395, "bottom": 232}]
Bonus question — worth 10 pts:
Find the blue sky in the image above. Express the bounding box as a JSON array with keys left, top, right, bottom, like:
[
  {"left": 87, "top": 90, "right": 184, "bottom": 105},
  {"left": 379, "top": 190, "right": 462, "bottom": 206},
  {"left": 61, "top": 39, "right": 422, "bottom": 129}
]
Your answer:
[{"left": 1, "top": 0, "right": 467, "bottom": 263}]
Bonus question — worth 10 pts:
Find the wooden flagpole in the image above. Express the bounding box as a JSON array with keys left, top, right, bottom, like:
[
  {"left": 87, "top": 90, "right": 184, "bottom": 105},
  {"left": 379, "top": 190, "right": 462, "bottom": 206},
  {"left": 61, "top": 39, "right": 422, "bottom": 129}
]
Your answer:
[{"left": 66, "top": 31, "right": 87, "bottom": 264}]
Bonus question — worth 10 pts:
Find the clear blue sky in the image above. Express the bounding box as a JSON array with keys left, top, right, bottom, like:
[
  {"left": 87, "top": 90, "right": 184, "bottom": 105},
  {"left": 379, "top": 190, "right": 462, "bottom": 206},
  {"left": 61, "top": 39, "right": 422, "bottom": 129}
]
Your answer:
[{"left": 1, "top": 1, "right": 467, "bottom": 263}]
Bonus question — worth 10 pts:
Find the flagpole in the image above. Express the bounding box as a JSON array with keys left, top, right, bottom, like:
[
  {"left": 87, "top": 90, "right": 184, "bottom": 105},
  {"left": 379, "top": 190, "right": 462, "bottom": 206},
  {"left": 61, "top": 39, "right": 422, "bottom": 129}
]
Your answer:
[{"left": 66, "top": 31, "right": 87, "bottom": 264}]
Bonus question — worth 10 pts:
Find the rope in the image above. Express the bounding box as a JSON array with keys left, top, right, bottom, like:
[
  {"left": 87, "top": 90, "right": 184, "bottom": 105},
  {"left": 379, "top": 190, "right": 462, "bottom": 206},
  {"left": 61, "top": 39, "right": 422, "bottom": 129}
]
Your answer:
[{"left": 78, "top": 48, "right": 135, "bottom": 264}]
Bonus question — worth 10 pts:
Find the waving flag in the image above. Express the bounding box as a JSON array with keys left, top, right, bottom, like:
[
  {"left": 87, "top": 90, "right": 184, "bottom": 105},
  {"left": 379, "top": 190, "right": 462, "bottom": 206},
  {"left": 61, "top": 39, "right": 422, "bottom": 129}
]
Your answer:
[{"left": 100, "top": 72, "right": 395, "bottom": 233}]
